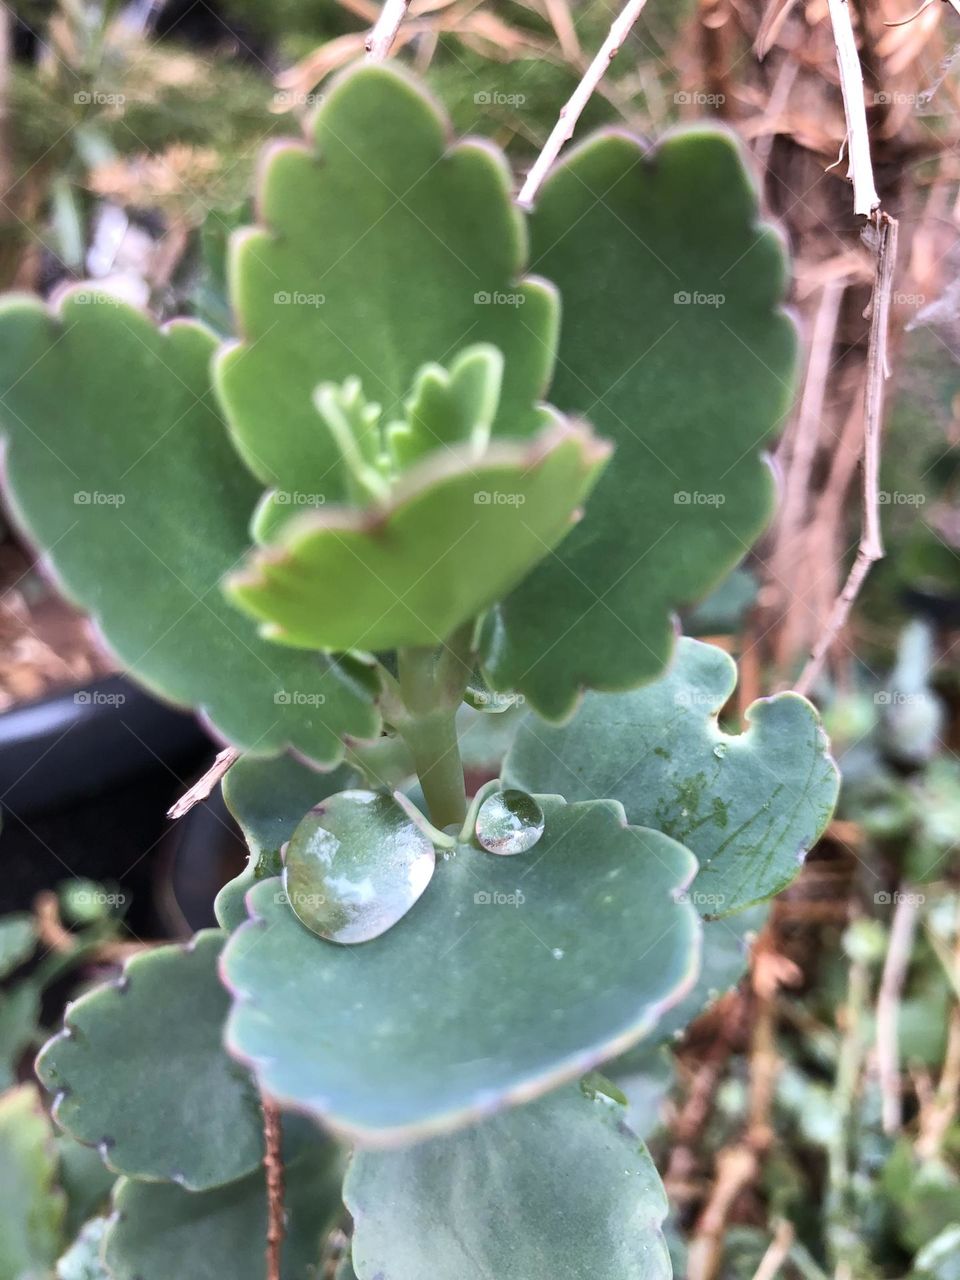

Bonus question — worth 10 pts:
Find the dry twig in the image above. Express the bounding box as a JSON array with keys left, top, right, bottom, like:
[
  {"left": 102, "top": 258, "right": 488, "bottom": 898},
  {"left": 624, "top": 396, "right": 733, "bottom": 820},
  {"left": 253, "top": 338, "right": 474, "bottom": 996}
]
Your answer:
[
  {"left": 826, "top": 0, "right": 879, "bottom": 216},
  {"left": 876, "top": 888, "right": 920, "bottom": 1134},
  {"left": 517, "top": 0, "right": 650, "bottom": 207},
  {"left": 365, "top": 0, "right": 411, "bottom": 60},
  {"left": 166, "top": 746, "right": 240, "bottom": 820},
  {"left": 795, "top": 212, "right": 898, "bottom": 696},
  {"left": 263, "top": 1094, "right": 285, "bottom": 1280}
]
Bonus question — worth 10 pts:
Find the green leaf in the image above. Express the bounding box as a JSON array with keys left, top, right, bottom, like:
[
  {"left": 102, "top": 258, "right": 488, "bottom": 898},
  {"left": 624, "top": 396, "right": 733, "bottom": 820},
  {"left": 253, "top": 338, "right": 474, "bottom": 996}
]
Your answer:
[
  {"left": 481, "top": 130, "right": 797, "bottom": 718},
  {"left": 387, "top": 344, "right": 506, "bottom": 469},
  {"left": 56, "top": 1218, "right": 109, "bottom": 1280},
  {"left": 222, "top": 797, "right": 699, "bottom": 1144},
  {"left": 215, "top": 64, "right": 558, "bottom": 507},
  {"left": 504, "top": 638, "right": 838, "bottom": 913},
  {"left": 0, "top": 981, "right": 40, "bottom": 1089},
  {"left": 215, "top": 755, "right": 357, "bottom": 932},
  {"left": 0, "top": 913, "right": 36, "bottom": 979},
  {"left": 37, "top": 931, "right": 262, "bottom": 1191},
  {"left": 344, "top": 1084, "right": 670, "bottom": 1280},
  {"left": 0, "top": 293, "right": 380, "bottom": 766},
  {"left": 0, "top": 1084, "right": 65, "bottom": 1280},
  {"left": 103, "top": 1123, "right": 343, "bottom": 1280},
  {"left": 56, "top": 1135, "right": 116, "bottom": 1240},
  {"left": 227, "top": 422, "right": 609, "bottom": 652}
]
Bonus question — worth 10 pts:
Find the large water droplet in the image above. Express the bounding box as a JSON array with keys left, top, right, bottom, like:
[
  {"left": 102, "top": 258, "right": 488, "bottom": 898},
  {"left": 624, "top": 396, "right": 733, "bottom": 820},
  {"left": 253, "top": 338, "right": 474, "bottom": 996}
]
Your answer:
[
  {"left": 475, "top": 789, "right": 544, "bottom": 855},
  {"left": 282, "top": 790, "right": 435, "bottom": 944}
]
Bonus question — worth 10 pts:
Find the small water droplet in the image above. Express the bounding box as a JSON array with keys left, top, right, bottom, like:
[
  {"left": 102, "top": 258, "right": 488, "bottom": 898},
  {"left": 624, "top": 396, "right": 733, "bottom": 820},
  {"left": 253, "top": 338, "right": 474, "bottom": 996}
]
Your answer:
[
  {"left": 475, "top": 789, "right": 545, "bottom": 855},
  {"left": 283, "top": 790, "right": 435, "bottom": 944},
  {"left": 552, "top": 947, "right": 564, "bottom": 959},
  {"left": 713, "top": 742, "right": 727, "bottom": 759}
]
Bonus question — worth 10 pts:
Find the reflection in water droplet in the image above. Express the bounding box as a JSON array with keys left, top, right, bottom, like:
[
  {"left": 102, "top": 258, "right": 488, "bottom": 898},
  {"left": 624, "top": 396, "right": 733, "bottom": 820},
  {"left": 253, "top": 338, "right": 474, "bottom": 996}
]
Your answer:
[
  {"left": 713, "top": 742, "right": 727, "bottom": 759},
  {"left": 282, "top": 790, "right": 435, "bottom": 944},
  {"left": 475, "top": 789, "right": 545, "bottom": 855}
]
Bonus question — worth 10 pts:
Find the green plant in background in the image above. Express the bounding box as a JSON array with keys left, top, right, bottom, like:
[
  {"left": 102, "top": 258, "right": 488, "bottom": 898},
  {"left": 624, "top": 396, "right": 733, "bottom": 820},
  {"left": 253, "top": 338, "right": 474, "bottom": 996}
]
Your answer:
[{"left": 0, "top": 63, "right": 839, "bottom": 1278}]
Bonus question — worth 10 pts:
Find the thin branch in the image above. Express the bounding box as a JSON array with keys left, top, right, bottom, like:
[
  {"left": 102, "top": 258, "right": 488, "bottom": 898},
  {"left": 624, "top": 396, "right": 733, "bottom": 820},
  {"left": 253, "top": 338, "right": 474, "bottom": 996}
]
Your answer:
[
  {"left": 166, "top": 746, "right": 240, "bottom": 820},
  {"left": 751, "top": 1219, "right": 796, "bottom": 1280},
  {"left": 365, "top": 0, "right": 411, "bottom": 60},
  {"left": 263, "top": 1094, "right": 285, "bottom": 1280},
  {"left": 517, "top": 0, "right": 650, "bottom": 208},
  {"left": 795, "top": 211, "right": 898, "bottom": 697},
  {"left": 826, "top": 0, "right": 880, "bottom": 217},
  {"left": 876, "top": 888, "right": 919, "bottom": 1134}
]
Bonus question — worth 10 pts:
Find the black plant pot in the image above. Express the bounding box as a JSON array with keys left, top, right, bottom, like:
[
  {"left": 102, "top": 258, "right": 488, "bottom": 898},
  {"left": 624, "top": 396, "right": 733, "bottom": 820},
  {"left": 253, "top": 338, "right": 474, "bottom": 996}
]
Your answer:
[{"left": 0, "top": 676, "right": 212, "bottom": 931}]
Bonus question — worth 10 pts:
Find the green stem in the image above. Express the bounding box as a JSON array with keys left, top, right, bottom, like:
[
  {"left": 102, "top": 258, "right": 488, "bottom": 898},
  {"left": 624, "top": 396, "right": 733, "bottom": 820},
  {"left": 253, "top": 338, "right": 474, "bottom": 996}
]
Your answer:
[{"left": 396, "top": 641, "right": 469, "bottom": 830}]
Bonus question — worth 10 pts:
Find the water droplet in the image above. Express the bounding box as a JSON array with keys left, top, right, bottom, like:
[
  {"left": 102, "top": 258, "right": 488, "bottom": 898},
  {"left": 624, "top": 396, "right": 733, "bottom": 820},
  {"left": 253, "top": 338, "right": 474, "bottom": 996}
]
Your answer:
[
  {"left": 283, "top": 790, "right": 435, "bottom": 944},
  {"left": 713, "top": 742, "right": 727, "bottom": 759},
  {"left": 552, "top": 947, "right": 564, "bottom": 959},
  {"left": 475, "top": 789, "right": 545, "bottom": 855}
]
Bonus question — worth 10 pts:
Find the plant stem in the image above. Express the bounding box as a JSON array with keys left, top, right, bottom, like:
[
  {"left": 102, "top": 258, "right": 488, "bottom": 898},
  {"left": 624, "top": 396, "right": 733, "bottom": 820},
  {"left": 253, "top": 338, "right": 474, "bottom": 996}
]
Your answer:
[
  {"left": 398, "top": 701, "right": 466, "bottom": 829},
  {"left": 396, "top": 639, "right": 469, "bottom": 830},
  {"left": 825, "top": 948, "right": 875, "bottom": 1279},
  {"left": 262, "top": 1093, "right": 284, "bottom": 1280}
]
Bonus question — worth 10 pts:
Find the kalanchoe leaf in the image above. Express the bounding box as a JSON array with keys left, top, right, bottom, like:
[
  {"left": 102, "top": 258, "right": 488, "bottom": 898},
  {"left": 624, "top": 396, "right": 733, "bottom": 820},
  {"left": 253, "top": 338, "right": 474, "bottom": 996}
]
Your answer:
[
  {"left": 344, "top": 1084, "right": 671, "bottom": 1280},
  {"left": 36, "top": 931, "right": 262, "bottom": 1191},
  {"left": 283, "top": 790, "right": 437, "bottom": 944},
  {"left": 56, "top": 1217, "right": 110, "bottom": 1280},
  {"left": 215, "top": 63, "right": 559, "bottom": 512},
  {"left": 0, "top": 912, "right": 37, "bottom": 979},
  {"left": 56, "top": 1135, "right": 116, "bottom": 1240},
  {"left": 103, "top": 1120, "right": 343, "bottom": 1280},
  {"left": 386, "top": 343, "right": 505, "bottom": 469},
  {"left": 504, "top": 637, "right": 839, "bottom": 914},
  {"left": 225, "top": 422, "right": 610, "bottom": 653},
  {"left": 480, "top": 129, "right": 798, "bottom": 718},
  {"left": 216, "top": 756, "right": 358, "bottom": 932},
  {"left": 0, "top": 1085, "right": 65, "bottom": 1280},
  {"left": 0, "top": 293, "right": 381, "bottom": 767},
  {"left": 221, "top": 797, "right": 700, "bottom": 1145}
]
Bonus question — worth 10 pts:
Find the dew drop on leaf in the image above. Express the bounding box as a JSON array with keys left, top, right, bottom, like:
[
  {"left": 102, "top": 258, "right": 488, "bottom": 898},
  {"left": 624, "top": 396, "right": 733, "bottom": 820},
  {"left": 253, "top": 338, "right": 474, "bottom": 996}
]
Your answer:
[
  {"left": 713, "top": 742, "right": 727, "bottom": 759},
  {"left": 282, "top": 790, "right": 436, "bottom": 944},
  {"left": 475, "top": 789, "right": 545, "bottom": 855}
]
